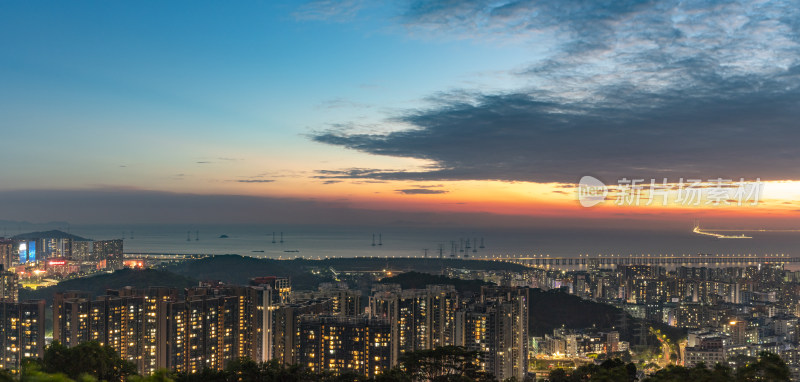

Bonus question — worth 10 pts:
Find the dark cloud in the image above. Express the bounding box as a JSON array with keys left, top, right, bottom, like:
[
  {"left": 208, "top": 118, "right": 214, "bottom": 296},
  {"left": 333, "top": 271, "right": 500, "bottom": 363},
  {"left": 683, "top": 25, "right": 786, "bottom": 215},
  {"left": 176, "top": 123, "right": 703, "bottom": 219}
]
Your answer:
[
  {"left": 411, "top": 184, "right": 444, "bottom": 188},
  {"left": 0, "top": 188, "right": 642, "bottom": 229},
  {"left": 314, "top": 82, "right": 800, "bottom": 182},
  {"left": 235, "top": 179, "right": 276, "bottom": 183},
  {"left": 312, "top": 0, "right": 800, "bottom": 183},
  {"left": 396, "top": 188, "right": 449, "bottom": 195}
]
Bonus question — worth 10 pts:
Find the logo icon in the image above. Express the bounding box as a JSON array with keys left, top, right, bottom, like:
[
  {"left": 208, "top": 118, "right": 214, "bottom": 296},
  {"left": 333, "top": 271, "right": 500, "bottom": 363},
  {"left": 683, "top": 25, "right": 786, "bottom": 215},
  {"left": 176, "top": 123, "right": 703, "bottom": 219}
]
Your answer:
[{"left": 577, "top": 176, "right": 608, "bottom": 207}]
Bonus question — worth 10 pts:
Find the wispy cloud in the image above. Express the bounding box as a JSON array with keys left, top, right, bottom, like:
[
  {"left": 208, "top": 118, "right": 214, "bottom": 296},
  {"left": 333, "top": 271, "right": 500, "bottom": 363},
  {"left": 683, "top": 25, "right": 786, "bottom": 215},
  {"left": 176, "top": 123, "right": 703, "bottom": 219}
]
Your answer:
[
  {"left": 396, "top": 188, "right": 449, "bottom": 195},
  {"left": 316, "top": 97, "right": 373, "bottom": 110},
  {"left": 235, "top": 179, "right": 276, "bottom": 183},
  {"left": 294, "top": 0, "right": 365, "bottom": 22}
]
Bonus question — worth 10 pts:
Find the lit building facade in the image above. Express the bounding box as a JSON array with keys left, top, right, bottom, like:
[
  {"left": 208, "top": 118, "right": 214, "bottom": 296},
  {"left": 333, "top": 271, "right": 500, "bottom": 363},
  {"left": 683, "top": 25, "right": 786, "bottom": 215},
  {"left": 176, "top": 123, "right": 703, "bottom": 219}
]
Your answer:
[
  {"left": 369, "top": 284, "right": 459, "bottom": 364},
  {"left": 0, "top": 300, "right": 46, "bottom": 371},
  {"left": 0, "top": 271, "right": 18, "bottom": 302},
  {"left": 272, "top": 298, "right": 335, "bottom": 366},
  {"left": 298, "top": 315, "right": 391, "bottom": 378},
  {"left": 93, "top": 239, "right": 123, "bottom": 270},
  {"left": 477, "top": 286, "right": 529, "bottom": 381},
  {"left": 0, "top": 240, "right": 15, "bottom": 271},
  {"left": 54, "top": 285, "right": 277, "bottom": 375}
]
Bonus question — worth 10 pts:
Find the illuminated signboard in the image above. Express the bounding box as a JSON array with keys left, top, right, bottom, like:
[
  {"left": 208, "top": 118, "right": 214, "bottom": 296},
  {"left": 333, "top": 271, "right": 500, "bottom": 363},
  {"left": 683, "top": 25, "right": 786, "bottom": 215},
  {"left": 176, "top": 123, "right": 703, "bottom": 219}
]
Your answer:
[
  {"left": 48, "top": 260, "right": 67, "bottom": 266},
  {"left": 18, "top": 241, "right": 37, "bottom": 264},
  {"left": 18, "top": 243, "right": 26, "bottom": 264},
  {"left": 28, "top": 241, "right": 36, "bottom": 263}
]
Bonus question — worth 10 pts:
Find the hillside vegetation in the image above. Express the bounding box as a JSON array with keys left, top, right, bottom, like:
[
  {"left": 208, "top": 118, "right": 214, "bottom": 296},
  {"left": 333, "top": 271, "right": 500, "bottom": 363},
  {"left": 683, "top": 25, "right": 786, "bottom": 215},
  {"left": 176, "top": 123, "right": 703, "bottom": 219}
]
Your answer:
[{"left": 20, "top": 268, "right": 197, "bottom": 302}]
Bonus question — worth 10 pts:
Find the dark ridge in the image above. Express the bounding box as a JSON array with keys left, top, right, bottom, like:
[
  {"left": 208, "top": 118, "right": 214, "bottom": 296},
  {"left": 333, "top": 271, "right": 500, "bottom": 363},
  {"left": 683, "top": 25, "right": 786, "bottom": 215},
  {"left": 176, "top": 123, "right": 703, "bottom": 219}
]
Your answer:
[
  {"left": 163, "top": 255, "right": 529, "bottom": 291},
  {"left": 19, "top": 268, "right": 197, "bottom": 303},
  {"left": 378, "top": 271, "right": 491, "bottom": 294},
  {"left": 12, "top": 229, "right": 91, "bottom": 241}
]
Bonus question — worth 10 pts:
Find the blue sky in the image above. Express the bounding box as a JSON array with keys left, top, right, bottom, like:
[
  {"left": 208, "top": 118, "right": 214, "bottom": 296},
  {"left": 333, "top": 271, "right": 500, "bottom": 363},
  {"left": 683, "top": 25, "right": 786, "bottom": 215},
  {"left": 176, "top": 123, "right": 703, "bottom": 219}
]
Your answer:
[{"left": 1, "top": 1, "right": 537, "bottom": 190}]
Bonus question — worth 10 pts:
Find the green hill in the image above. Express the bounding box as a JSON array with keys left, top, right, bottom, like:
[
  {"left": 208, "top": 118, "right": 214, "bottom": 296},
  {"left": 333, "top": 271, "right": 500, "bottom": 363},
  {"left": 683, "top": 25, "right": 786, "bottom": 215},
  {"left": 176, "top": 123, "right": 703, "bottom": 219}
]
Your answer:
[
  {"left": 310, "top": 257, "right": 530, "bottom": 273},
  {"left": 530, "top": 288, "right": 620, "bottom": 335},
  {"left": 163, "top": 255, "right": 529, "bottom": 291},
  {"left": 164, "top": 255, "right": 331, "bottom": 290},
  {"left": 378, "top": 271, "right": 491, "bottom": 293},
  {"left": 20, "top": 268, "right": 197, "bottom": 302},
  {"left": 529, "top": 289, "right": 686, "bottom": 345}
]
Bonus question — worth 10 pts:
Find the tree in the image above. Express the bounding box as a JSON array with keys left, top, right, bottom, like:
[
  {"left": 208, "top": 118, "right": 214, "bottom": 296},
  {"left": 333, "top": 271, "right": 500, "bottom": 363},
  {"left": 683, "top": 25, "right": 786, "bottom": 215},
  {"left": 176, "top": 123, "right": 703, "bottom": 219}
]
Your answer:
[
  {"left": 0, "top": 369, "right": 13, "bottom": 382},
  {"left": 556, "top": 358, "right": 637, "bottom": 382},
  {"left": 644, "top": 353, "right": 791, "bottom": 382},
  {"left": 546, "top": 368, "right": 568, "bottom": 382},
  {"left": 373, "top": 367, "right": 412, "bottom": 382},
  {"left": 38, "top": 341, "right": 136, "bottom": 382},
  {"left": 400, "top": 346, "right": 494, "bottom": 382},
  {"left": 128, "top": 369, "right": 175, "bottom": 382},
  {"left": 645, "top": 363, "right": 733, "bottom": 382},
  {"left": 734, "top": 352, "right": 791, "bottom": 382}
]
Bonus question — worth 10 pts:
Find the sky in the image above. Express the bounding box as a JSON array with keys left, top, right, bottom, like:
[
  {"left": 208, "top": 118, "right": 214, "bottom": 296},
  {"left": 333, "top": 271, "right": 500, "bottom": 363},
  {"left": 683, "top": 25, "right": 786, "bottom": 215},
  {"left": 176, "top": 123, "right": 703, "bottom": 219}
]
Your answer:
[{"left": 1, "top": 0, "right": 799, "bottom": 229}]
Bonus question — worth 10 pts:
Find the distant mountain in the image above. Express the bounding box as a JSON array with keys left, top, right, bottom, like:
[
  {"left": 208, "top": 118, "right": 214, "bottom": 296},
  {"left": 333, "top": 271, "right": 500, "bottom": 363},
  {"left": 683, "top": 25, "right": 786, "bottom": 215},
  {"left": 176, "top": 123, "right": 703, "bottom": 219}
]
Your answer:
[
  {"left": 0, "top": 220, "right": 70, "bottom": 227},
  {"left": 12, "top": 229, "right": 91, "bottom": 241},
  {"left": 0, "top": 220, "right": 71, "bottom": 233}
]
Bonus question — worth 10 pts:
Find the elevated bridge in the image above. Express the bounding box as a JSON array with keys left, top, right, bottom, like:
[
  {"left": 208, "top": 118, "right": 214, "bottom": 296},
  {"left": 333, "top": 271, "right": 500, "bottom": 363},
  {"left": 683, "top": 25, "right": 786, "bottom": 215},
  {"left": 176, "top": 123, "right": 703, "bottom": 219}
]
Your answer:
[{"left": 472, "top": 254, "right": 799, "bottom": 268}]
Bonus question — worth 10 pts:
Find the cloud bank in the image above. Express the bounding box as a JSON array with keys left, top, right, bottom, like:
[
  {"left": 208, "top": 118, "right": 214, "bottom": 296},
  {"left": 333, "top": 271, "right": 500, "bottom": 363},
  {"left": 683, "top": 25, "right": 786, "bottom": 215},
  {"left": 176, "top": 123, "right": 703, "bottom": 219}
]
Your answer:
[{"left": 312, "top": 0, "right": 800, "bottom": 183}]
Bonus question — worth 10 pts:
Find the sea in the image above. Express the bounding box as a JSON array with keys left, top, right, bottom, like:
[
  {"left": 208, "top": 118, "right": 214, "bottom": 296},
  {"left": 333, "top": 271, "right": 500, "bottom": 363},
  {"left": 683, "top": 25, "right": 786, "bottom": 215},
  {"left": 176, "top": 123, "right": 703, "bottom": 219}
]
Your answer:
[{"left": 13, "top": 224, "right": 799, "bottom": 261}]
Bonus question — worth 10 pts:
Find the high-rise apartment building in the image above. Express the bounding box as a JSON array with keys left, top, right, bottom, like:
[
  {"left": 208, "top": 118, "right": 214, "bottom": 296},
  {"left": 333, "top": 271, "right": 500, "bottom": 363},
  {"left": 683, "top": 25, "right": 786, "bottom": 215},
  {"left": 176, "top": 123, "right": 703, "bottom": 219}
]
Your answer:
[
  {"left": 250, "top": 277, "right": 291, "bottom": 304},
  {"left": 93, "top": 239, "right": 123, "bottom": 270},
  {"left": 297, "top": 315, "right": 391, "bottom": 378},
  {"left": 369, "top": 284, "right": 459, "bottom": 364},
  {"left": 0, "top": 271, "right": 18, "bottom": 302},
  {"left": 54, "top": 288, "right": 147, "bottom": 369},
  {"left": 292, "top": 283, "right": 362, "bottom": 316},
  {"left": 0, "top": 240, "right": 15, "bottom": 271},
  {"left": 477, "top": 286, "right": 529, "bottom": 382},
  {"left": 54, "top": 285, "right": 279, "bottom": 375},
  {"left": 0, "top": 300, "right": 46, "bottom": 371},
  {"left": 453, "top": 287, "right": 529, "bottom": 381},
  {"left": 272, "top": 298, "right": 335, "bottom": 366},
  {"left": 70, "top": 240, "right": 92, "bottom": 261}
]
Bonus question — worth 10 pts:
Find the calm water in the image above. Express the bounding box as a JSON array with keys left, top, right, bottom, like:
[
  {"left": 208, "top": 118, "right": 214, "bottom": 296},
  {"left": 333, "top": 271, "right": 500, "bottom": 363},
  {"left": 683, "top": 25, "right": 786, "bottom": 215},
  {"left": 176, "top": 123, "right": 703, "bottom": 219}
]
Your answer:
[{"left": 30, "top": 224, "right": 800, "bottom": 260}]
